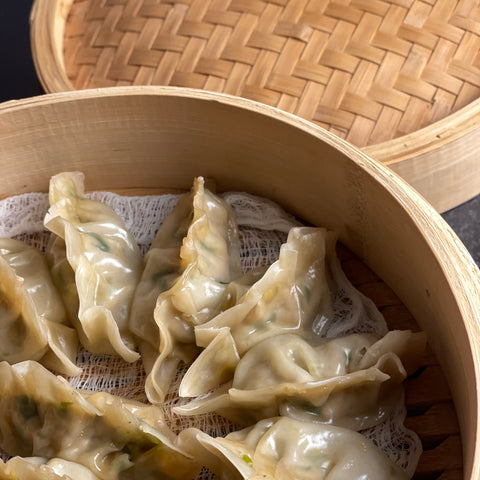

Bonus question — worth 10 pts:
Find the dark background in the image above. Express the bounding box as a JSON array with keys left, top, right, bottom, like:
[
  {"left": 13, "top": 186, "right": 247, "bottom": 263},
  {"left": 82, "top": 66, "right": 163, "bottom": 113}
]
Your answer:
[
  {"left": 2, "top": 1, "right": 480, "bottom": 266},
  {"left": 0, "top": 2, "right": 42, "bottom": 102}
]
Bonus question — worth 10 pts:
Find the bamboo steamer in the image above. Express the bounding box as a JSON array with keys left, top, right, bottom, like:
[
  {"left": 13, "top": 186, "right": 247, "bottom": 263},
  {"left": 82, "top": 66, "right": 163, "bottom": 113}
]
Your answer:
[
  {"left": 0, "top": 86, "right": 479, "bottom": 479},
  {"left": 29, "top": 0, "right": 480, "bottom": 213}
]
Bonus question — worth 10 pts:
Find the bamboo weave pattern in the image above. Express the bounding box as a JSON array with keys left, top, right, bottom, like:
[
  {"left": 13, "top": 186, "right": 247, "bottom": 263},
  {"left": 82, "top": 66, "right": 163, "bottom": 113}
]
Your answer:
[{"left": 63, "top": 0, "right": 480, "bottom": 151}]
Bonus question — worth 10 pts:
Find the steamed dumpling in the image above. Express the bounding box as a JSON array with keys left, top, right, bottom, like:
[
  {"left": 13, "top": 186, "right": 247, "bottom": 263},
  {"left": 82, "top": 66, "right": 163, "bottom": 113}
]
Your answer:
[
  {"left": 128, "top": 188, "right": 194, "bottom": 349},
  {"left": 0, "top": 238, "right": 80, "bottom": 376},
  {"left": 44, "top": 172, "right": 142, "bottom": 362},
  {"left": 134, "top": 177, "right": 243, "bottom": 404},
  {"left": 45, "top": 234, "right": 84, "bottom": 352},
  {"left": 0, "top": 457, "right": 100, "bottom": 480},
  {"left": 179, "top": 227, "right": 335, "bottom": 397},
  {"left": 0, "top": 361, "right": 199, "bottom": 480},
  {"left": 178, "top": 416, "right": 409, "bottom": 479},
  {"left": 175, "top": 330, "right": 426, "bottom": 430}
]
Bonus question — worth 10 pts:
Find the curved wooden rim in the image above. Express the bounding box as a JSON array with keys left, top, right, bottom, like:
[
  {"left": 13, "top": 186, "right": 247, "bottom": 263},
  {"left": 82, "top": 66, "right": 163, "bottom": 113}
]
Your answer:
[
  {"left": 2, "top": 86, "right": 480, "bottom": 477},
  {"left": 29, "top": 0, "right": 480, "bottom": 213},
  {"left": 30, "top": 0, "right": 74, "bottom": 94}
]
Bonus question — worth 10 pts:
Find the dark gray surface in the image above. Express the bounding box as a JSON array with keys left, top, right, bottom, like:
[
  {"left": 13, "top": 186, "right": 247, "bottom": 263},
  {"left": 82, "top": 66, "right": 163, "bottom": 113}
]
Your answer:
[
  {"left": 0, "top": 2, "right": 42, "bottom": 102},
  {"left": 442, "top": 195, "right": 480, "bottom": 265},
  {"left": 2, "top": 1, "right": 479, "bottom": 268}
]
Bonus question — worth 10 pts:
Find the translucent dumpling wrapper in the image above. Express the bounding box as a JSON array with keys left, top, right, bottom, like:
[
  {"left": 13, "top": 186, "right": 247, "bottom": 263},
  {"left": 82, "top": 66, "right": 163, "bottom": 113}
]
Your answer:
[
  {"left": 0, "top": 457, "right": 101, "bottom": 480},
  {"left": 46, "top": 234, "right": 84, "bottom": 348},
  {"left": 44, "top": 172, "right": 142, "bottom": 362},
  {"left": 128, "top": 188, "right": 194, "bottom": 349},
  {"left": 133, "top": 177, "right": 244, "bottom": 404},
  {"left": 175, "top": 330, "right": 426, "bottom": 430},
  {"left": 179, "top": 227, "right": 336, "bottom": 397},
  {"left": 0, "top": 238, "right": 80, "bottom": 376},
  {"left": 177, "top": 416, "right": 410, "bottom": 480},
  {"left": 0, "top": 361, "right": 199, "bottom": 480}
]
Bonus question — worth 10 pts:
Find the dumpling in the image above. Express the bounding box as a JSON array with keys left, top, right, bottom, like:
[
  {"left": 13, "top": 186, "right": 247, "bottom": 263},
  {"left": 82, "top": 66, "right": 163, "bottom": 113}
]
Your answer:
[
  {"left": 0, "top": 457, "right": 100, "bottom": 480},
  {"left": 175, "top": 330, "right": 426, "bottom": 430},
  {"left": 179, "top": 227, "right": 336, "bottom": 397},
  {"left": 45, "top": 234, "right": 85, "bottom": 348},
  {"left": 44, "top": 172, "right": 142, "bottom": 362},
  {"left": 0, "top": 361, "right": 199, "bottom": 480},
  {"left": 133, "top": 177, "right": 243, "bottom": 404},
  {"left": 0, "top": 238, "right": 80, "bottom": 376},
  {"left": 177, "top": 416, "right": 409, "bottom": 479},
  {"left": 128, "top": 188, "right": 194, "bottom": 348}
]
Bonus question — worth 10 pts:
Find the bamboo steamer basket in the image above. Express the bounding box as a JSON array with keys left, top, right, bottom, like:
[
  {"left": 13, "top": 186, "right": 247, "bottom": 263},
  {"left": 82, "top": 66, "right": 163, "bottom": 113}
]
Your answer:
[
  {"left": 29, "top": 0, "right": 480, "bottom": 213},
  {"left": 0, "top": 86, "right": 479, "bottom": 479}
]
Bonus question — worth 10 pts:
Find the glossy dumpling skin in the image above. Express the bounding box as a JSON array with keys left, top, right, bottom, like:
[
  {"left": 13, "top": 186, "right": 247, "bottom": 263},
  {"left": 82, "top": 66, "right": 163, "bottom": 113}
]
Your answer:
[
  {"left": 178, "top": 416, "right": 409, "bottom": 480},
  {"left": 175, "top": 330, "right": 426, "bottom": 430},
  {"left": 136, "top": 177, "right": 243, "bottom": 404},
  {"left": 0, "top": 238, "right": 80, "bottom": 376},
  {"left": 129, "top": 189, "right": 193, "bottom": 350},
  {"left": 0, "top": 457, "right": 100, "bottom": 480},
  {"left": 45, "top": 234, "right": 84, "bottom": 350},
  {"left": 44, "top": 172, "right": 142, "bottom": 362},
  {"left": 179, "top": 227, "right": 335, "bottom": 397},
  {"left": 0, "top": 361, "right": 199, "bottom": 480}
]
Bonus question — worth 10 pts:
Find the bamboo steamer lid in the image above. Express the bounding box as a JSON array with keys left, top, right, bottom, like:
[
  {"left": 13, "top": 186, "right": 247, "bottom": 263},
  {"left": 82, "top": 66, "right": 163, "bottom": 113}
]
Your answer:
[
  {"left": 30, "top": 0, "right": 480, "bottom": 212},
  {"left": 0, "top": 87, "right": 480, "bottom": 478}
]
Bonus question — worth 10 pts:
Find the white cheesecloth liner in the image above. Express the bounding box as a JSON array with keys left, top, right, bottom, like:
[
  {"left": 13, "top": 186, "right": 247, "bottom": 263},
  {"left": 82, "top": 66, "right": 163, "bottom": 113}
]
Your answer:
[{"left": 0, "top": 189, "right": 422, "bottom": 478}]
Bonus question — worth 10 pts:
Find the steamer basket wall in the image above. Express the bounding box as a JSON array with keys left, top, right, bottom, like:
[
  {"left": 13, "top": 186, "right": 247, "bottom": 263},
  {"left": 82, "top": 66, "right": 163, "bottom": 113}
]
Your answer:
[{"left": 0, "top": 87, "right": 479, "bottom": 478}]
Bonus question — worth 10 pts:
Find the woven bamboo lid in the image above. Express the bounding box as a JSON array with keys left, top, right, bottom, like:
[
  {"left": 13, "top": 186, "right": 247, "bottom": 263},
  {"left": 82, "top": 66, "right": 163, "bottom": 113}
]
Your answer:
[{"left": 30, "top": 0, "right": 480, "bottom": 212}]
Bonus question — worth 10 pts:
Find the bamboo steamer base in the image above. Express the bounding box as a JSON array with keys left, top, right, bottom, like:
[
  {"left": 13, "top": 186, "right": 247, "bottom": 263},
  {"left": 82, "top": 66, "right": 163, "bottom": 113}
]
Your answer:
[
  {"left": 30, "top": 0, "right": 480, "bottom": 212},
  {"left": 1, "top": 87, "right": 478, "bottom": 479}
]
